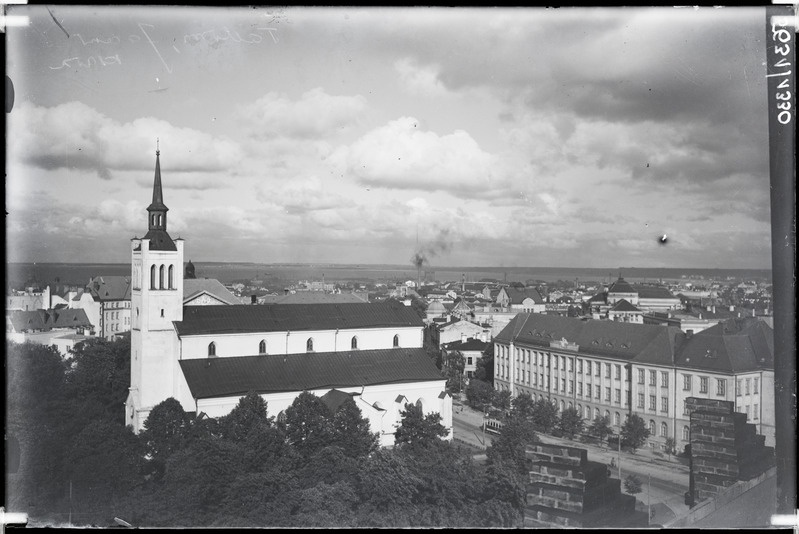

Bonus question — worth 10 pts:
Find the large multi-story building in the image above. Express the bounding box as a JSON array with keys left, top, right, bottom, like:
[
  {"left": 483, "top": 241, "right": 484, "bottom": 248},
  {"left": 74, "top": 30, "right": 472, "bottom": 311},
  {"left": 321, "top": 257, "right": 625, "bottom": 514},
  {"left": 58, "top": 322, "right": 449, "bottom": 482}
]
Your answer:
[
  {"left": 493, "top": 313, "right": 774, "bottom": 451},
  {"left": 125, "top": 149, "right": 451, "bottom": 446},
  {"left": 86, "top": 276, "right": 132, "bottom": 340}
]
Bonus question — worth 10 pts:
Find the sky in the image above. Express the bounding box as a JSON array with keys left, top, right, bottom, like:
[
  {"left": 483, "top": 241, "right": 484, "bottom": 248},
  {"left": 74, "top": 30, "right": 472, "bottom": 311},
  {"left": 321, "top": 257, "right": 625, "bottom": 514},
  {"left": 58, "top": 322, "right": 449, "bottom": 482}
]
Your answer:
[{"left": 5, "top": 6, "right": 777, "bottom": 269}]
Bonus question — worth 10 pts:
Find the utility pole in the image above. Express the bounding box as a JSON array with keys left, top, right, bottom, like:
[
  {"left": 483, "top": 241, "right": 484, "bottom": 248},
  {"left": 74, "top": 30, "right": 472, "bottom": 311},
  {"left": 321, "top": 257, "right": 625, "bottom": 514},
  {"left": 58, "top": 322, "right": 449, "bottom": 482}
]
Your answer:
[
  {"left": 618, "top": 432, "right": 622, "bottom": 480},
  {"left": 647, "top": 472, "right": 651, "bottom": 526}
]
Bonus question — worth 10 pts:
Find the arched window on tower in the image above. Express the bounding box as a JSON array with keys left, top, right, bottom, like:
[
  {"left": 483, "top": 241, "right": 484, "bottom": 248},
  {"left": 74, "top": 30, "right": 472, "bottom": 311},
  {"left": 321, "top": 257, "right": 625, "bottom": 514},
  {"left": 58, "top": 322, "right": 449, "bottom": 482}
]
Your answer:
[
  {"left": 150, "top": 265, "right": 156, "bottom": 289},
  {"left": 168, "top": 265, "right": 174, "bottom": 289},
  {"left": 159, "top": 265, "right": 165, "bottom": 289},
  {"left": 259, "top": 340, "right": 267, "bottom": 354},
  {"left": 306, "top": 338, "right": 314, "bottom": 352},
  {"left": 351, "top": 336, "right": 358, "bottom": 350},
  {"left": 208, "top": 342, "right": 216, "bottom": 357},
  {"left": 393, "top": 334, "right": 399, "bottom": 347}
]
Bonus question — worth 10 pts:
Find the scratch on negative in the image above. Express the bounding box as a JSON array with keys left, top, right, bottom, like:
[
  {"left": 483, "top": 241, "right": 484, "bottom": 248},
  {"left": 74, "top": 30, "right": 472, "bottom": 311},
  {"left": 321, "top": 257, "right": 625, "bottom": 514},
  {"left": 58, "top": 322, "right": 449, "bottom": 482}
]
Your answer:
[{"left": 47, "top": 7, "right": 70, "bottom": 38}]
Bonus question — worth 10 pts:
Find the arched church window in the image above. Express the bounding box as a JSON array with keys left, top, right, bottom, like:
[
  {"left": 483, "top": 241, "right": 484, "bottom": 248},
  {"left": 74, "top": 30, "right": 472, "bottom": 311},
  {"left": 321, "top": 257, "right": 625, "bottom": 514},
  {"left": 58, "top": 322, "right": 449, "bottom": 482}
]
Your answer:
[
  {"left": 168, "top": 265, "right": 174, "bottom": 289},
  {"left": 159, "top": 265, "right": 165, "bottom": 289},
  {"left": 208, "top": 342, "right": 216, "bottom": 357},
  {"left": 259, "top": 340, "right": 267, "bottom": 354},
  {"left": 351, "top": 336, "right": 358, "bottom": 349},
  {"left": 393, "top": 334, "right": 399, "bottom": 347},
  {"left": 306, "top": 338, "right": 314, "bottom": 352},
  {"left": 150, "top": 265, "right": 156, "bottom": 289}
]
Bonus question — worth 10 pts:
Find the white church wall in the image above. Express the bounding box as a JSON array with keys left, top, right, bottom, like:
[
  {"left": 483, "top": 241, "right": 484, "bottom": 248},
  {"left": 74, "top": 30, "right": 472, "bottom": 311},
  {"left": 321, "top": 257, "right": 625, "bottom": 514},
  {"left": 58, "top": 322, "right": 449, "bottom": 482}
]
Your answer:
[{"left": 179, "top": 325, "right": 423, "bottom": 359}]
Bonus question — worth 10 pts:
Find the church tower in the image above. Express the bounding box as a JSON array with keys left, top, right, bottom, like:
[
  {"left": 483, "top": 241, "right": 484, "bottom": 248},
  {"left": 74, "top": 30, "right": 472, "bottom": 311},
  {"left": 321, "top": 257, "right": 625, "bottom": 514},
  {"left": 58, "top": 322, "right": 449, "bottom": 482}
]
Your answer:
[{"left": 126, "top": 147, "right": 185, "bottom": 432}]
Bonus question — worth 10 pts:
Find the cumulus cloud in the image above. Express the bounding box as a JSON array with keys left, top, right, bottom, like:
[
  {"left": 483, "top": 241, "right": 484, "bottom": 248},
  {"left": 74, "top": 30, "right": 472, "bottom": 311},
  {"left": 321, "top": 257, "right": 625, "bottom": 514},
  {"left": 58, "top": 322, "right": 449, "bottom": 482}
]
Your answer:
[
  {"left": 336, "top": 117, "right": 504, "bottom": 194},
  {"left": 238, "top": 87, "right": 367, "bottom": 140},
  {"left": 8, "top": 101, "right": 243, "bottom": 180},
  {"left": 394, "top": 57, "right": 450, "bottom": 97},
  {"left": 258, "top": 176, "right": 355, "bottom": 214}
]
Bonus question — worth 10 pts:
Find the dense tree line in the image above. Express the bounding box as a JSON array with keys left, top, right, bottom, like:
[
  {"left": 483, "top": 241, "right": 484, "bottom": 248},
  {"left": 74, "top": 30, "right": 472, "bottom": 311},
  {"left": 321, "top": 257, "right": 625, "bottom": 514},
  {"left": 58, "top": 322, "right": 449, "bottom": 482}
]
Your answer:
[{"left": 6, "top": 338, "right": 528, "bottom": 528}]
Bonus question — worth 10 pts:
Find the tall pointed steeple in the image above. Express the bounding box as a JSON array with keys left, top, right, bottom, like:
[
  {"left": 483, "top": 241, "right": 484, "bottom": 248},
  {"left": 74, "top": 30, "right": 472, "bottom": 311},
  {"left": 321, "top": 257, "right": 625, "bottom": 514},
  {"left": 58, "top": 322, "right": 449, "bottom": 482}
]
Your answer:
[{"left": 143, "top": 143, "right": 176, "bottom": 251}]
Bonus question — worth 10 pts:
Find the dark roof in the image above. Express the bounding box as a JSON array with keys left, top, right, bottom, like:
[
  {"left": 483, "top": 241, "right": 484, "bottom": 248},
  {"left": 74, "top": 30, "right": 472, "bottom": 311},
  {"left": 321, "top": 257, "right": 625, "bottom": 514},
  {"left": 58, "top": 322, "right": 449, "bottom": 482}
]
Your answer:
[
  {"left": 607, "top": 277, "right": 635, "bottom": 294},
  {"left": 9, "top": 308, "right": 92, "bottom": 332},
  {"left": 174, "top": 301, "right": 424, "bottom": 336},
  {"left": 143, "top": 229, "right": 177, "bottom": 251},
  {"left": 443, "top": 338, "right": 490, "bottom": 351},
  {"left": 610, "top": 299, "right": 641, "bottom": 312},
  {"left": 87, "top": 276, "right": 131, "bottom": 301},
  {"left": 495, "top": 313, "right": 682, "bottom": 365},
  {"left": 675, "top": 318, "right": 774, "bottom": 373},
  {"left": 178, "top": 347, "right": 444, "bottom": 399},
  {"left": 319, "top": 389, "right": 356, "bottom": 413},
  {"left": 633, "top": 285, "right": 677, "bottom": 299},
  {"left": 184, "top": 279, "right": 241, "bottom": 305},
  {"left": 258, "top": 292, "right": 368, "bottom": 305}
]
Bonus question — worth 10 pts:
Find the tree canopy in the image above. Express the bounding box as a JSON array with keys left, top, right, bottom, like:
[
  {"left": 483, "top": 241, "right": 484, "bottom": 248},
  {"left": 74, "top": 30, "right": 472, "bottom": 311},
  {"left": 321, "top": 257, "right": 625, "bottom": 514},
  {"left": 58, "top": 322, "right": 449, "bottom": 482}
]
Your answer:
[
  {"left": 394, "top": 403, "right": 449, "bottom": 448},
  {"left": 621, "top": 414, "right": 651, "bottom": 452}
]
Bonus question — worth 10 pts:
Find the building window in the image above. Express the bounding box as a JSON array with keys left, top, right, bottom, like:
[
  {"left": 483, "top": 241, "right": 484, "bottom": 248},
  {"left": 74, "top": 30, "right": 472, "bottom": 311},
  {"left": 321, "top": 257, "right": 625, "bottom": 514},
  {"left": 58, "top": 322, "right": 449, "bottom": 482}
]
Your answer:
[
  {"left": 683, "top": 374, "right": 692, "bottom": 391},
  {"left": 586, "top": 361, "right": 592, "bottom": 375},
  {"left": 578, "top": 383, "right": 583, "bottom": 397},
  {"left": 150, "top": 265, "right": 156, "bottom": 289},
  {"left": 351, "top": 336, "right": 358, "bottom": 350},
  {"left": 533, "top": 373, "right": 538, "bottom": 387},
  {"left": 578, "top": 359, "right": 583, "bottom": 373},
  {"left": 468, "top": 356, "right": 473, "bottom": 365},
  {"left": 569, "top": 358, "right": 574, "bottom": 372},
  {"left": 615, "top": 364, "right": 621, "bottom": 380},
  {"left": 208, "top": 342, "right": 216, "bottom": 357},
  {"left": 561, "top": 378, "right": 566, "bottom": 391},
  {"left": 753, "top": 378, "right": 759, "bottom": 394},
  {"left": 554, "top": 357, "right": 558, "bottom": 370},
  {"left": 661, "top": 422, "right": 668, "bottom": 437},
  {"left": 393, "top": 335, "right": 399, "bottom": 347},
  {"left": 614, "top": 388, "right": 621, "bottom": 404},
  {"left": 700, "top": 376, "right": 708, "bottom": 393},
  {"left": 716, "top": 378, "right": 726, "bottom": 396},
  {"left": 605, "top": 387, "right": 611, "bottom": 402},
  {"left": 586, "top": 384, "right": 592, "bottom": 398},
  {"left": 595, "top": 408, "right": 601, "bottom": 420},
  {"left": 649, "top": 370, "right": 657, "bottom": 386},
  {"left": 159, "top": 264, "right": 165, "bottom": 289},
  {"left": 754, "top": 404, "right": 758, "bottom": 420},
  {"left": 649, "top": 420, "right": 656, "bottom": 434},
  {"left": 595, "top": 364, "right": 600, "bottom": 377},
  {"left": 614, "top": 412, "right": 620, "bottom": 426},
  {"left": 736, "top": 379, "right": 742, "bottom": 396},
  {"left": 649, "top": 395, "right": 656, "bottom": 411},
  {"left": 661, "top": 397, "right": 668, "bottom": 414},
  {"left": 745, "top": 378, "right": 751, "bottom": 395},
  {"left": 585, "top": 406, "right": 591, "bottom": 419},
  {"left": 684, "top": 400, "right": 689, "bottom": 415},
  {"left": 307, "top": 338, "right": 314, "bottom": 352},
  {"left": 661, "top": 372, "right": 668, "bottom": 388},
  {"left": 625, "top": 366, "right": 631, "bottom": 381},
  {"left": 595, "top": 386, "right": 600, "bottom": 399},
  {"left": 259, "top": 340, "right": 267, "bottom": 354},
  {"left": 569, "top": 380, "right": 574, "bottom": 394},
  {"left": 745, "top": 405, "right": 751, "bottom": 418},
  {"left": 683, "top": 426, "right": 690, "bottom": 441},
  {"left": 168, "top": 265, "right": 174, "bottom": 289},
  {"left": 638, "top": 369, "right": 645, "bottom": 384},
  {"left": 605, "top": 364, "right": 611, "bottom": 379}
]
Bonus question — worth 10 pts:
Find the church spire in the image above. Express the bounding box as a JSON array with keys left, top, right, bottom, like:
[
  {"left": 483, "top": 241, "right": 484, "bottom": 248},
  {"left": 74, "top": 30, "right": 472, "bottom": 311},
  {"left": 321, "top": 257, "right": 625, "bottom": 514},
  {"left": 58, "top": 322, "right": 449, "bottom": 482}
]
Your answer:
[{"left": 147, "top": 144, "right": 168, "bottom": 230}]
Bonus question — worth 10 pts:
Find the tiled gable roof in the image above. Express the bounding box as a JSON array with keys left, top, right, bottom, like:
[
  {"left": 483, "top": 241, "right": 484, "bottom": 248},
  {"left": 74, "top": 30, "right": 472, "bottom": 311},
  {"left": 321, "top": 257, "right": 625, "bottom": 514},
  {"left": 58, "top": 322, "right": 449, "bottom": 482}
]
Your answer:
[
  {"left": 9, "top": 308, "right": 92, "bottom": 332},
  {"left": 607, "top": 278, "right": 635, "bottom": 294},
  {"left": 675, "top": 318, "right": 773, "bottom": 373},
  {"left": 175, "top": 301, "right": 423, "bottom": 336},
  {"left": 87, "top": 276, "right": 131, "bottom": 301},
  {"left": 634, "top": 285, "right": 677, "bottom": 299},
  {"left": 610, "top": 299, "right": 641, "bottom": 312},
  {"left": 183, "top": 278, "right": 241, "bottom": 305},
  {"left": 178, "top": 347, "right": 444, "bottom": 399}
]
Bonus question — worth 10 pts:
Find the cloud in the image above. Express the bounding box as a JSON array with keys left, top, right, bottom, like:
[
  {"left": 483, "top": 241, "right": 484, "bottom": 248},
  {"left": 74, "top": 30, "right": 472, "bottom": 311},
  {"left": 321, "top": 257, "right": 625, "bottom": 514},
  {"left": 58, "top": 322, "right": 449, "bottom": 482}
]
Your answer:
[
  {"left": 238, "top": 87, "right": 367, "bottom": 140},
  {"left": 258, "top": 176, "right": 355, "bottom": 214},
  {"left": 9, "top": 101, "right": 244, "bottom": 179},
  {"left": 335, "top": 117, "right": 504, "bottom": 195},
  {"left": 394, "top": 57, "right": 450, "bottom": 97}
]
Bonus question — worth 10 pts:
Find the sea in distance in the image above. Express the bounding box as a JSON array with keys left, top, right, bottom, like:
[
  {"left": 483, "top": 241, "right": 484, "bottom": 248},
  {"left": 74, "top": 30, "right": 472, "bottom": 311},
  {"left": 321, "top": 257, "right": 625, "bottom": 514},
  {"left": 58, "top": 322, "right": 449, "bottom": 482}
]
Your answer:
[{"left": 6, "top": 262, "right": 773, "bottom": 290}]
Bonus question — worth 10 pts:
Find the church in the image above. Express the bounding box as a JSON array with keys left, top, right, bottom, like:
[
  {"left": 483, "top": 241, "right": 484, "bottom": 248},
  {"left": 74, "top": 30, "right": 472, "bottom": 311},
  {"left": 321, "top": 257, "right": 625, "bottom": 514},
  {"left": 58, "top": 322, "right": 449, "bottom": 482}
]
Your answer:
[{"left": 125, "top": 150, "right": 451, "bottom": 447}]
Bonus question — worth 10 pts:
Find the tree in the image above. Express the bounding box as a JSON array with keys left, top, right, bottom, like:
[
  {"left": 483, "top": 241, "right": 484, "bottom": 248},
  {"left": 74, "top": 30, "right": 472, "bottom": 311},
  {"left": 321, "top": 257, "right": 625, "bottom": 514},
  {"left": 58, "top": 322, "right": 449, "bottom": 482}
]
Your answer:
[
  {"left": 474, "top": 344, "right": 494, "bottom": 383},
  {"left": 589, "top": 415, "right": 612, "bottom": 444},
  {"left": 487, "top": 414, "right": 538, "bottom": 474},
  {"left": 282, "top": 391, "right": 335, "bottom": 457},
  {"left": 492, "top": 389, "right": 512, "bottom": 411},
  {"left": 624, "top": 474, "right": 642, "bottom": 495},
  {"left": 220, "top": 391, "right": 274, "bottom": 442},
  {"left": 621, "top": 414, "right": 651, "bottom": 452},
  {"left": 664, "top": 437, "right": 677, "bottom": 459},
  {"left": 465, "top": 378, "right": 494, "bottom": 410},
  {"left": 141, "top": 397, "right": 192, "bottom": 476},
  {"left": 330, "top": 397, "right": 379, "bottom": 458},
  {"left": 509, "top": 392, "right": 536, "bottom": 420},
  {"left": 394, "top": 402, "right": 448, "bottom": 448},
  {"left": 558, "top": 407, "right": 584, "bottom": 439},
  {"left": 443, "top": 350, "right": 466, "bottom": 394},
  {"left": 530, "top": 398, "right": 559, "bottom": 433}
]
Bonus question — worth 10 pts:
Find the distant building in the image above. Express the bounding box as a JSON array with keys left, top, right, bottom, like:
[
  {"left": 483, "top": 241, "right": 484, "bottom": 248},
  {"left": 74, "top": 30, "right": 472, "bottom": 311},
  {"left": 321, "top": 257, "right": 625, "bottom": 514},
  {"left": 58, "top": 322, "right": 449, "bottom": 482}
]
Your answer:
[
  {"left": 442, "top": 334, "right": 491, "bottom": 379},
  {"left": 7, "top": 308, "right": 95, "bottom": 357},
  {"left": 6, "top": 286, "right": 50, "bottom": 312},
  {"left": 495, "top": 286, "right": 546, "bottom": 313},
  {"left": 86, "top": 275, "right": 132, "bottom": 340}
]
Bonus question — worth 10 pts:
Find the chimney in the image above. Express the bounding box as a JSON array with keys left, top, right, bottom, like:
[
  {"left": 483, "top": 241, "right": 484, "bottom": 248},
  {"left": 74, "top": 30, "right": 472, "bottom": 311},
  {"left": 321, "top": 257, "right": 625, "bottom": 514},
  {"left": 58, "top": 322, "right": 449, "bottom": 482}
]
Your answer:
[
  {"left": 730, "top": 305, "right": 734, "bottom": 312},
  {"left": 461, "top": 333, "right": 466, "bottom": 343},
  {"left": 706, "top": 305, "right": 711, "bottom": 312},
  {"left": 712, "top": 305, "right": 715, "bottom": 314},
  {"left": 251, "top": 295, "right": 257, "bottom": 305}
]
